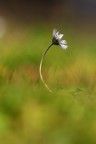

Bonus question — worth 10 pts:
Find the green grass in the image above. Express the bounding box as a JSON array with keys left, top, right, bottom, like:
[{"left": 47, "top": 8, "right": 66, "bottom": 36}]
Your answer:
[{"left": 0, "top": 24, "right": 96, "bottom": 144}]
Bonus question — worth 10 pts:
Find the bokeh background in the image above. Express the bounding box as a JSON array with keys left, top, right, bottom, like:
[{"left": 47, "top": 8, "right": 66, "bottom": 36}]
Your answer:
[{"left": 0, "top": 0, "right": 96, "bottom": 144}]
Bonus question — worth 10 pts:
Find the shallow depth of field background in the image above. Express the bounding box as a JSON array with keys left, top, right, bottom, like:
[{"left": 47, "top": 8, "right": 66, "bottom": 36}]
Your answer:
[{"left": 0, "top": 0, "right": 96, "bottom": 144}]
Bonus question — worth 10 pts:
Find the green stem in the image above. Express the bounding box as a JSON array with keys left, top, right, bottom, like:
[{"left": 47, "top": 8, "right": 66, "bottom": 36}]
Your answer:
[{"left": 39, "top": 43, "right": 53, "bottom": 93}]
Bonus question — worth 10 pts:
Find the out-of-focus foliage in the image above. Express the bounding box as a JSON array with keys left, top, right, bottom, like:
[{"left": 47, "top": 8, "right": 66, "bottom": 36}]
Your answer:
[{"left": 0, "top": 24, "right": 96, "bottom": 144}]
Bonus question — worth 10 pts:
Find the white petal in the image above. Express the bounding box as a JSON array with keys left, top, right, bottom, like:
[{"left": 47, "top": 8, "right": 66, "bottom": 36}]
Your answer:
[
  {"left": 60, "top": 44, "right": 68, "bottom": 49},
  {"left": 58, "top": 34, "right": 63, "bottom": 40},
  {"left": 60, "top": 40, "right": 67, "bottom": 44},
  {"left": 55, "top": 31, "right": 59, "bottom": 37},
  {"left": 53, "top": 29, "right": 57, "bottom": 36}
]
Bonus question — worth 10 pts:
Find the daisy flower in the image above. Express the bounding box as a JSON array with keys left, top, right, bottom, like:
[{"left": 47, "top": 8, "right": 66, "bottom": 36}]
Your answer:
[
  {"left": 39, "top": 29, "right": 68, "bottom": 93},
  {"left": 52, "top": 29, "right": 68, "bottom": 49}
]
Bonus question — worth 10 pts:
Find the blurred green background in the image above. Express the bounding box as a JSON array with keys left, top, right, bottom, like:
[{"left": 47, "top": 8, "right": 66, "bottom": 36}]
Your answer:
[{"left": 0, "top": 0, "right": 96, "bottom": 144}]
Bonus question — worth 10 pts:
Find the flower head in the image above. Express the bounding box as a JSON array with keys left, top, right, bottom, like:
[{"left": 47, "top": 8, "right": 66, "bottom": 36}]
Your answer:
[{"left": 52, "top": 29, "right": 68, "bottom": 49}]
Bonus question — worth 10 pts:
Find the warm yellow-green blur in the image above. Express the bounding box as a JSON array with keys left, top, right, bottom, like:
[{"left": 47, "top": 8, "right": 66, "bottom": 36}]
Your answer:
[{"left": 0, "top": 23, "right": 95, "bottom": 144}]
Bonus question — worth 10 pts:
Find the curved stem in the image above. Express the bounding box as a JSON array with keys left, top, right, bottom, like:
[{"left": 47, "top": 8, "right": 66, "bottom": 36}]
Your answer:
[{"left": 39, "top": 43, "right": 53, "bottom": 93}]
